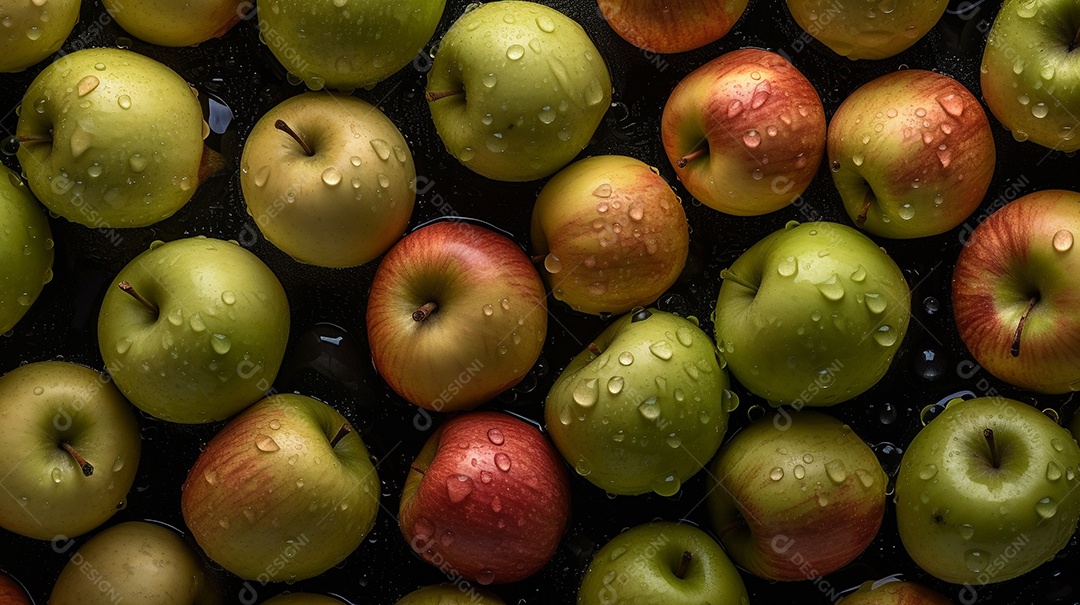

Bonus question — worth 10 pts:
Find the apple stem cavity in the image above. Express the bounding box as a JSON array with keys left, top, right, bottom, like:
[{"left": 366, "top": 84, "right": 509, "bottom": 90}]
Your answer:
[
  {"left": 426, "top": 89, "right": 465, "bottom": 103},
  {"left": 675, "top": 551, "right": 692, "bottom": 579},
  {"left": 274, "top": 120, "right": 315, "bottom": 156},
  {"left": 984, "top": 428, "right": 1000, "bottom": 469},
  {"left": 60, "top": 441, "right": 94, "bottom": 476},
  {"left": 1072, "top": 27, "right": 1080, "bottom": 52},
  {"left": 16, "top": 133, "right": 52, "bottom": 145},
  {"left": 412, "top": 302, "right": 439, "bottom": 322},
  {"left": 329, "top": 423, "right": 352, "bottom": 448},
  {"left": 676, "top": 141, "right": 709, "bottom": 168},
  {"left": 1010, "top": 296, "right": 1039, "bottom": 357},
  {"left": 118, "top": 281, "right": 159, "bottom": 315},
  {"left": 855, "top": 189, "right": 874, "bottom": 227},
  {"left": 719, "top": 269, "right": 759, "bottom": 294}
]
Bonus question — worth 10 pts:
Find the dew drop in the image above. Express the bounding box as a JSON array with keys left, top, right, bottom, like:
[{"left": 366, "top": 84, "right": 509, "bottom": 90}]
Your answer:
[
  {"left": 618, "top": 351, "right": 634, "bottom": 366},
  {"left": 825, "top": 459, "right": 848, "bottom": 483},
  {"left": 1036, "top": 496, "right": 1058, "bottom": 519},
  {"left": 918, "top": 464, "right": 938, "bottom": 480},
  {"left": 649, "top": 340, "right": 673, "bottom": 360},
  {"left": 115, "top": 337, "right": 132, "bottom": 354},
  {"left": 638, "top": 397, "right": 661, "bottom": 420},
  {"left": 607, "top": 376, "right": 624, "bottom": 394},
  {"left": 117, "top": 95, "right": 131, "bottom": 110},
  {"left": 743, "top": 130, "right": 761, "bottom": 148},
  {"left": 965, "top": 550, "right": 987, "bottom": 572},
  {"left": 446, "top": 475, "right": 474, "bottom": 503},
  {"left": 211, "top": 333, "right": 232, "bottom": 355},
  {"left": 573, "top": 378, "right": 599, "bottom": 408},
  {"left": 1053, "top": 230, "right": 1073, "bottom": 252},
  {"left": 1048, "top": 461, "right": 1064, "bottom": 481},
  {"left": 495, "top": 453, "right": 512, "bottom": 472},
  {"left": 77, "top": 75, "right": 100, "bottom": 97},
  {"left": 487, "top": 429, "right": 504, "bottom": 445},
  {"left": 873, "top": 325, "right": 897, "bottom": 347},
  {"left": 256, "top": 435, "right": 280, "bottom": 452},
  {"left": 51, "top": 467, "right": 62, "bottom": 483},
  {"left": 651, "top": 474, "right": 681, "bottom": 497},
  {"left": 793, "top": 465, "right": 806, "bottom": 480},
  {"left": 322, "top": 167, "right": 342, "bottom": 186},
  {"left": 370, "top": 139, "right": 391, "bottom": 160},
  {"left": 815, "top": 274, "right": 845, "bottom": 301}
]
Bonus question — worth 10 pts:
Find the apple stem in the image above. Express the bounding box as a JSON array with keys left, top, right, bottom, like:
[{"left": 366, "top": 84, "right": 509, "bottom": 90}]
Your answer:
[
  {"left": 274, "top": 120, "right": 315, "bottom": 156},
  {"left": 426, "top": 89, "right": 465, "bottom": 103},
  {"left": 675, "top": 551, "right": 692, "bottom": 579},
  {"left": 329, "top": 423, "right": 352, "bottom": 448},
  {"left": 413, "top": 302, "right": 439, "bottom": 322},
  {"left": 719, "top": 269, "right": 758, "bottom": 294},
  {"left": 1010, "top": 296, "right": 1038, "bottom": 357},
  {"left": 15, "top": 133, "right": 51, "bottom": 145},
  {"left": 60, "top": 442, "right": 94, "bottom": 476},
  {"left": 983, "top": 428, "right": 1000, "bottom": 469},
  {"left": 855, "top": 189, "right": 873, "bottom": 227},
  {"left": 118, "top": 281, "right": 159, "bottom": 315},
  {"left": 676, "top": 141, "right": 709, "bottom": 168},
  {"left": 587, "top": 343, "right": 603, "bottom": 356}
]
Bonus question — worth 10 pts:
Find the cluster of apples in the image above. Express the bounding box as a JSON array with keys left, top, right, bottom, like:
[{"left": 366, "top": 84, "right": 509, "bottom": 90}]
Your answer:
[{"left": 2, "top": 0, "right": 1080, "bottom": 603}]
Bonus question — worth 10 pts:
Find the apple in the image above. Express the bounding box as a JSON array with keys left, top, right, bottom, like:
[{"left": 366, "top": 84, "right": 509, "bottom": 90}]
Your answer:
[
  {"left": 952, "top": 190, "right": 1080, "bottom": 393},
  {"left": 707, "top": 410, "right": 887, "bottom": 581},
  {"left": 98, "top": 236, "right": 290, "bottom": 424},
  {"left": 0, "top": 165, "right": 53, "bottom": 334},
  {"left": 240, "top": 92, "right": 416, "bottom": 268},
  {"left": 102, "top": 0, "right": 248, "bottom": 46},
  {"left": 786, "top": 0, "right": 948, "bottom": 60},
  {"left": 15, "top": 47, "right": 209, "bottom": 228},
  {"left": 828, "top": 69, "right": 995, "bottom": 238},
  {"left": 839, "top": 578, "right": 953, "bottom": 604},
  {"left": 0, "top": 570, "right": 30, "bottom": 605},
  {"left": 399, "top": 411, "right": 570, "bottom": 585},
  {"left": 261, "top": 594, "right": 345, "bottom": 604},
  {"left": 257, "top": 0, "right": 446, "bottom": 91},
  {"left": 396, "top": 584, "right": 505, "bottom": 604},
  {"left": 426, "top": 1, "right": 612, "bottom": 182},
  {"left": 577, "top": 521, "right": 749, "bottom": 605},
  {"left": 661, "top": 48, "right": 826, "bottom": 216},
  {"left": 48, "top": 521, "right": 223, "bottom": 605},
  {"left": 597, "top": 0, "right": 748, "bottom": 53},
  {"left": 530, "top": 155, "right": 689, "bottom": 315},
  {"left": 367, "top": 221, "right": 547, "bottom": 412},
  {"left": 981, "top": 0, "right": 1080, "bottom": 151},
  {"left": 714, "top": 221, "right": 910, "bottom": 406},
  {"left": 895, "top": 397, "right": 1080, "bottom": 584},
  {"left": 0, "top": 0, "right": 79, "bottom": 72},
  {"left": 0, "top": 361, "right": 140, "bottom": 540},
  {"left": 545, "top": 308, "right": 731, "bottom": 496},
  {"left": 182, "top": 393, "right": 380, "bottom": 581}
]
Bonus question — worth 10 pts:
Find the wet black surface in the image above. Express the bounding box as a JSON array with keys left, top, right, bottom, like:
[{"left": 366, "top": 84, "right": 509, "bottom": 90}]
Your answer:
[{"left": 1, "top": 0, "right": 1079, "bottom": 603}]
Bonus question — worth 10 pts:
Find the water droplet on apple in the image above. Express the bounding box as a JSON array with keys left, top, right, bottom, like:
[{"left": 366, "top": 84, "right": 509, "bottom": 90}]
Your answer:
[
  {"left": 51, "top": 467, "right": 62, "bottom": 483},
  {"left": 793, "top": 465, "right": 806, "bottom": 480},
  {"left": 535, "top": 14, "right": 556, "bottom": 32},
  {"left": 542, "top": 253, "right": 563, "bottom": 275},
  {"left": 674, "top": 328, "right": 695, "bottom": 348},
  {"left": 815, "top": 274, "right": 845, "bottom": 301},
  {"left": 558, "top": 405, "right": 572, "bottom": 426},
  {"left": 495, "top": 453, "right": 512, "bottom": 472},
  {"left": 649, "top": 341, "right": 673, "bottom": 360},
  {"left": 446, "top": 475, "right": 474, "bottom": 503},
  {"left": 638, "top": 397, "right": 661, "bottom": 420},
  {"left": 776, "top": 256, "right": 798, "bottom": 277},
  {"left": 618, "top": 351, "right": 634, "bottom": 366},
  {"left": 320, "top": 166, "right": 342, "bottom": 186},
  {"left": 1047, "top": 461, "right": 1064, "bottom": 481},
  {"left": 218, "top": 517, "right": 230, "bottom": 529},
  {"left": 605, "top": 376, "right": 624, "bottom": 395},
  {"left": 210, "top": 333, "right": 232, "bottom": 355},
  {"left": 476, "top": 569, "right": 496, "bottom": 585},
  {"left": 255, "top": 435, "right": 280, "bottom": 452},
  {"left": 1053, "top": 230, "right": 1073, "bottom": 252},
  {"left": 370, "top": 139, "right": 392, "bottom": 161},
  {"left": 873, "top": 325, "right": 897, "bottom": 347},
  {"left": 115, "top": 337, "right": 132, "bottom": 355},
  {"left": 886, "top": 108, "right": 898, "bottom": 118},
  {"left": 480, "top": 470, "right": 493, "bottom": 484},
  {"left": 770, "top": 467, "right": 784, "bottom": 481},
  {"left": 743, "top": 130, "right": 761, "bottom": 148},
  {"left": 898, "top": 204, "right": 916, "bottom": 220},
  {"left": 722, "top": 389, "right": 740, "bottom": 413},
  {"left": 295, "top": 479, "right": 304, "bottom": 489},
  {"left": 855, "top": 469, "right": 875, "bottom": 488},
  {"left": 1037, "top": 497, "right": 1059, "bottom": 519},
  {"left": 189, "top": 313, "right": 207, "bottom": 333},
  {"left": 918, "top": 464, "right": 938, "bottom": 480},
  {"left": 500, "top": 298, "right": 510, "bottom": 311},
  {"left": 1017, "top": 0, "right": 1038, "bottom": 17},
  {"left": 825, "top": 459, "right": 847, "bottom": 484},
  {"left": 1032, "top": 103, "right": 1049, "bottom": 119},
  {"left": 76, "top": 75, "right": 100, "bottom": 97},
  {"left": 412, "top": 517, "right": 435, "bottom": 542},
  {"left": 651, "top": 474, "right": 680, "bottom": 497}
]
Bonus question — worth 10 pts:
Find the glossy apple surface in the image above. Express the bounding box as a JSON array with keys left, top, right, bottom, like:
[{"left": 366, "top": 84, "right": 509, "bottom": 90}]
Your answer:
[
  {"left": 0, "top": 165, "right": 53, "bottom": 334},
  {"left": 102, "top": 0, "right": 247, "bottom": 46},
  {"left": 531, "top": 155, "right": 689, "bottom": 315},
  {"left": 399, "top": 411, "right": 571, "bottom": 585},
  {"left": 0, "top": 0, "right": 79, "bottom": 72},
  {"left": 952, "top": 190, "right": 1080, "bottom": 393},
  {"left": 839, "top": 579, "right": 953, "bottom": 604},
  {"left": 786, "top": 0, "right": 947, "bottom": 59},
  {"left": 396, "top": 584, "right": 505, "bottom": 604},
  {"left": 597, "top": 0, "right": 748, "bottom": 53},
  {"left": 0, "top": 570, "right": 30, "bottom": 605}
]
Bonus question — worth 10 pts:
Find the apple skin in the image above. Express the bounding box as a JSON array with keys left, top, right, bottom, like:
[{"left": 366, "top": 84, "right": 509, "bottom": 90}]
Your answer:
[
  {"left": 98, "top": 237, "right": 290, "bottom": 424},
  {"left": 0, "top": 0, "right": 80, "bottom": 72},
  {"left": 102, "top": 0, "right": 248, "bottom": 46},
  {"left": 952, "top": 190, "right": 1080, "bottom": 393},
  {"left": 16, "top": 48, "right": 207, "bottom": 228},
  {"left": 981, "top": 0, "right": 1080, "bottom": 151},
  {"left": 707, "top": 411, "right": 887, "bottom": 581},
  {"left": 427, "top": 1, "right": 612, "bottom": 182},
  {"left": 396, "top": 584, "right": 505, "bottom": 604},
  {"left": 0, "top": 361, "right": 141, "bottom": 541},
  {"left": 715, "top": 221, "right": 910, "bottom": 406},
  {"left": 662, "top": 49, "right": 826, "bottom": 216},
  {"left": 367, "top": 221, "right": 547, "bottom": 412},
  {"left": 240, "top": 92, "right": 416, "bottom": 268},
  {"left": 530, "top": 155, "right": 689, "bottom": 315},
  {"left": 839, "top": 579, "right": 953, "bottom": 604},
  {"left": 258, "top": 0, "right": 446, "bottom": 91},
  {"left": 597, "top": 0, "right": 749, "bottom": 53},
  {"left": 895, "top": 397, "right": 1080, "bottom": 584},
  {"left": 545, "top": 308, "right": 731, "bottom": 496},
  {"left": 0, "top": 165, "right": 53, "bottom": 334},
  {"left": 786, "top": 0, "right": 948, "bottom": 60},
  {"left": 399, "top": 411, "right": 571, "bottom": 585},
  {"left": 577, "top": 522, "right": 749, "bottom": 605},
  {"left": 0, "top": 570, "right": 31, "bottom": 605},
  {"left": 828, "top": 70, "right": 995, "bottom": 239},
  {"left": 260, "top": 594, "right": 345, "bottom": 604},
  {"left": 48, "top": 521, "right": 223, "bottom": 605},
  {"left": 182, "top": 394, "right": 380, "bottom": 582}
]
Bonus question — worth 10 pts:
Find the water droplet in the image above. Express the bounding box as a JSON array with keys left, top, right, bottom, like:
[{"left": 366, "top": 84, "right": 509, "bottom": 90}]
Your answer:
[
  {"left": 793, "top": 465, "right": 806, "bottom": 480},
  {"left": 743, "top": 130, "right": 761, "bottom": 148},
  {"left": 606, "top": 376, "right": 624, "bottom": 394},
  {"left": 919, "top": 464, "right": 938, "bottom": 480},
  {"left": 873, "top": 325, "right": 897, "bottom": 347},
  {"left": 675, "top": 328, "right": 694, "bottom": 347},
  {"left": 321, "top": 167, "right": 342, "bottom": 186},
  {"left": 898, "top": 204, "right": 915, "bottom": 220},
  {"left": 651, "top": 474, "right": 681, "bottom": 497},
  {"left": 211, "top": 333, "right": 232, "bottom": 355},
  {"left": 446, "top": 475, "right": 474, "bottom": 503},
  {"left": 816, "top": 274, "right": 845, "bottom": 301},
  {"left": 77, "top": 75, "right": 100, "bottom": 97},
  {"left": 476, "top": 569, "right": 496, "bottom": 585},
  {"left": 189, "top": 313, "right": 207, "bottom": 332},
  {"left": 825, "top": 459, "right": 848, "bottom": 483},
  {"left": 1017, "top": 0, "right": 1038, "bottom": 17},
  {"left": 1054, "top": 230, "right": 1073, "bottom": 252},
  {"left": 1036, "top": 496, "right": 1058, "bottom": 519},
  {"left": 51, "top": 467, "right": 62, "bottom": 483},
  {"left": 649, "top": 341, "right": 673, "bottom": 360},
  {"left": 256, "top": 435, "right": 280, "bottom": 452},
  {"left": 638, "top": 397, "right": 661, "bottom": 420},
  {"left": 856, "top": 469, "right": 875, "bottom": 488},
  {"left": 1052, "top": 438, "right": 1065, "bottom": 452},
  {"left": 770, "top": 467, "right": 784, "bottom": 481},
  {"left": 536, "top": 15, "right": 555, "bottom": 32},
  {"left": 618, "top": 351, "right": 634, "bottom": 366},
  {"left": 1048, "top": 461, "right": 1064, "bottom": 481},
  {"left": 115, "top": 337, "right": 132, "bottom": 354},
  {"left": 1032, "top": 103, "right": 1049, "bottom": 119},
  {"left": 965, "top": 549, "right": 987, "bottom": 572},
  {"left": 495, "top": 453, "right": 512, "bottom": 472},
  {"left": 370, "top": 139, "right": 391, "bottom": 161},
  {"left": 167, "top": 307, "right": 183, "bottom": 326},
  {"left": 413, "top": 517, "right": 434, "bottom": 541},
  {"left": 117, "top": 94, "right": 132, "bottom": 110},
  {"left": 486, "top": 429, "right": 504, "bottom": 446}
]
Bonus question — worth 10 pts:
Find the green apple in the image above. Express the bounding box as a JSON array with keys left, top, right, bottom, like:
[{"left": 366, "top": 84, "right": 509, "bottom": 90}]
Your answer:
[
  {"left": 0, "top": 165, "right": 53, "bottom": 334},
  {"left": 98, "top": 237, "right": 290, "bottom": 424},
  {"left": 49, "top": 521, "right": 223, "bottom": 604},
  {"left": 545, "top": 308, "right": 732, "bottom": 496},
  {"left": 0, "top": 361, "right": 140, "bottom": 540},
  {"left": 102, "top": 0, "right": 248, "bottom": 46},
  {"left": 257, "top": 0, "right": 446, "bottom": 91},
  {"left": 0, "top": 0, "right": 80, "bottom": 72},
  {"left": 714, "top": 221, "right": 910, "bottom": 406},
  {"left": 261, "top": 595, "right": 345, "bottom": 605},
  {"left": 577, "top": 522, "right": 749, "bottom": 605},
  {"left": 240, "top": 92, "right": 416, "bottom": 268},
  {"left": 396, "top": 584, "right": 505, "bottom": 604},
  {"left": 427, "top": 1, "right": 612, "bottom": 182},
  {"left": 597, "top": 0, "right": 748, "bottom": 53},
  {"left": 839, "top": 579, "right": 953, "bottom": 604},
  {"left": 181, "top": 394, "right": 380, "bottom": 581},
  {"left": 707, "top": 411, "right": 887, "bottom": 581},
  {"left": 896, "top": 397, "right": 1080, "bottom": 584},
  {"left": 829, "top": 70, "right": 995, "bottom": 238},
  {"left": 981, "top": 0, "right": 1080, "bottom": 151},
  {"left": 16, "top": 48, "right": 207, "bottom": 228},
  {"left": 786, "top": 0, "right": 948, "bottom": 60},
  {"left": 531, "top": 155, "right": 689, "bottom": 315}
]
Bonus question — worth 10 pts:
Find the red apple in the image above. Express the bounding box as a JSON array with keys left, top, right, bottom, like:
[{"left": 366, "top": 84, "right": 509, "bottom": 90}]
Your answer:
[
  {"left": 662, "top": 48, "right": 826, "bottom": 216},
  {"left": 952, "top": 190, "right": 1080, "bottom": 393},
  {"left": 840, "top": 579, "right": 953, "bottom": 604},
  {"left": 597, "top": 0, "right": 749, "bottom": 54},
  {"left": 367, "top": 221, "right": 547, "bottom": 412},
  {"left": 399, "top": 411, "right": 571, "bottom": 585},
  {"left": 0, "top": 571, "right": 30, "bottom": 605}
]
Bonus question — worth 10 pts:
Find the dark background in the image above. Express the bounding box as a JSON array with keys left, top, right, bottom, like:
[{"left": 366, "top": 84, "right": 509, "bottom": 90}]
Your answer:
[{"left": 2, "top": 0, "right": 1078, "bottom": 603}]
